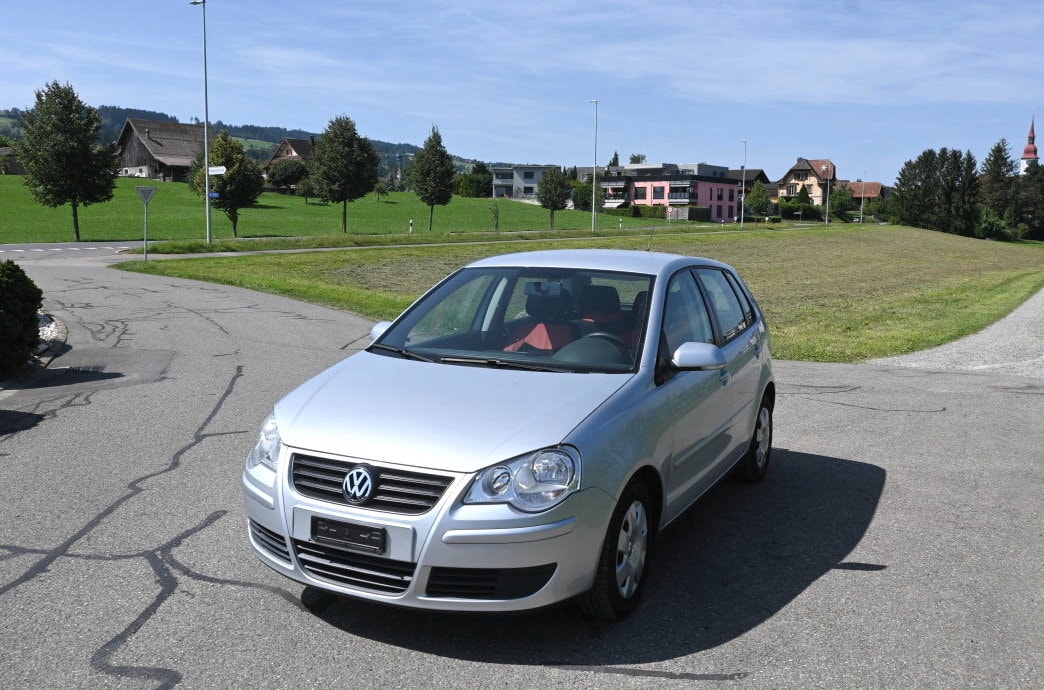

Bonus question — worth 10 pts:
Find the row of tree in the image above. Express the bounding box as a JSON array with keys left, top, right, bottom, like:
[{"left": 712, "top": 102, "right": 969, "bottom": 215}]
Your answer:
[
  {"left": 890, "top": 141, "right": 1043, "bottom": 240},
  {"left": 254, "top": 118, "right": 455, "bottom": 233},
  {"left": 10, "top": 81, "right": 462, "bottom": 239}
]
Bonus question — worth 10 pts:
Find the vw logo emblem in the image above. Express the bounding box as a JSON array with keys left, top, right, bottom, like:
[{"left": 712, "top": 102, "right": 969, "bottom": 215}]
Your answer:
[{"left": 343, "top": 466, "right": 375, "bottom": 504}]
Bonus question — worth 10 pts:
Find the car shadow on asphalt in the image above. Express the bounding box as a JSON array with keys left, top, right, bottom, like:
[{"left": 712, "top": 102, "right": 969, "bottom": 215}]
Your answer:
[{"left": 300, "top": 449, "right": 886, "bottom": 666}]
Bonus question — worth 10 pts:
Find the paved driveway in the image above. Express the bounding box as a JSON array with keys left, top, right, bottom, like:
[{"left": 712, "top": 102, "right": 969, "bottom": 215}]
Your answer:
[{"left": 1, "top": 248, "right": 1041, "bottom": 688}]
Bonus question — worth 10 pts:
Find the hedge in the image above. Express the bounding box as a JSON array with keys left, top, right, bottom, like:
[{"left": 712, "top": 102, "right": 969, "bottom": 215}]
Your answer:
[{"left": 0, "top": 260, "right": 43, "bottom": 377}]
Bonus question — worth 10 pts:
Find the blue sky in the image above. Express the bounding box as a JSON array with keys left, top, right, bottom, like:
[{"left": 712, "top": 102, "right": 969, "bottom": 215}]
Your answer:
[{"left": 3, "top": 0, "right": 1041, "bottom": 185}]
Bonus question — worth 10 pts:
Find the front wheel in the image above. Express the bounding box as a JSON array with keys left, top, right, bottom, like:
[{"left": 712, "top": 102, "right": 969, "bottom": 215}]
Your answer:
[
  {"left": 579, "top": 479, "right": 653, "bottom": 620},
  {"left": 739, "top": 397, "right": 773, "bottom": 483}
]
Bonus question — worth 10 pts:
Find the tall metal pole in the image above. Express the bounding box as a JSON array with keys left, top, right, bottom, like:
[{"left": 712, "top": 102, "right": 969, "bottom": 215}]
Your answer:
[
  {"left": 589, "top": 99, "right": 598, "bottom": 234},
  {"left": 740, "top": 139, "right": 747, "bottom": 229},
  {"left": 859, "top": 170, "right": 865, "bottom": 224},
  {"left": 191, "top": 0, "right": 212, "bottom": 244},
  {"left": 823, "top": 160, "right": 831, "bottom": 225}
]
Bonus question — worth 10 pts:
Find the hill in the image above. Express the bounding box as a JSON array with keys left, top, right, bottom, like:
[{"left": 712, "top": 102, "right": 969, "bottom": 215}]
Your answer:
[{"left": 0, "top": 105, "right": 471, "bottom": 175}]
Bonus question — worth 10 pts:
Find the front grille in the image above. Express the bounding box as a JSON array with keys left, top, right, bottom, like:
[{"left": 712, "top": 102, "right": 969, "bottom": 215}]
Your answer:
[
  {"left": 249, "top": 520, "right": 291, "bottom": 563},
  {"left": 426, "top": 564, "right": 557, "bottom": 600},
  {"left": 290, "top": 454, "right": 454, "bottom": 514},
  {"left": 292, "top": 539, "right": 415, "bottom": 594}
]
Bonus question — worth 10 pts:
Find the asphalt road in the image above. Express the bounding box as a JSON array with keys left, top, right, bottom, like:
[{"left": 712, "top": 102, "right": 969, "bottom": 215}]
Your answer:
[{"left": 1, "top": 245, "right": 1041, "bottom": 689}]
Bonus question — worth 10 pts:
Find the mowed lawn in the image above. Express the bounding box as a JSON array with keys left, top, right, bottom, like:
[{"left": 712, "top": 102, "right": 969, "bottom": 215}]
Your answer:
[
  {"left": 118, "top": 225, "right": 1044, "bottom": 362},
  {"left": 0, "top": 175, "right": 658, "bottom": 243}
]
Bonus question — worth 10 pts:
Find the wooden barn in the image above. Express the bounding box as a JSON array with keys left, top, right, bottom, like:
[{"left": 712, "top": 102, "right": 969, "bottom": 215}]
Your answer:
[{"left": 115, "top": 119, "right": 210, "bottom": 182}]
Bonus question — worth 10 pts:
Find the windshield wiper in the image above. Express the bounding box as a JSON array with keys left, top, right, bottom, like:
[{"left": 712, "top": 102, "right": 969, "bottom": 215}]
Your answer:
[
  {"left": 439, "top": 355, "right": 567, "bottom": 372},
  {"left": 368, "top": 343, "right": 435, "bottom": 362}
]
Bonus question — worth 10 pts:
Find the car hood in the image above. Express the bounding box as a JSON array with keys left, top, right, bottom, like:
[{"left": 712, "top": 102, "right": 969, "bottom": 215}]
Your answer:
[{"left": 275, "top": 351, "right": 631, "bottom": 473}]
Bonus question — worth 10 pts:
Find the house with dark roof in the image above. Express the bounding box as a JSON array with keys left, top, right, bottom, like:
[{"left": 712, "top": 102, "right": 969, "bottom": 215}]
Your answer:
[
  {"left": 115, "top": 119, "right": 209, "bottom": 182},
  {"left": 728, "top": 168, "right": 771, "bottom": 207},
  {"left": 777, "top": 157, "right": 836, "bottom": 206},
  {"left": 262, "top": 137, "right": 315, "bottom": 174}
]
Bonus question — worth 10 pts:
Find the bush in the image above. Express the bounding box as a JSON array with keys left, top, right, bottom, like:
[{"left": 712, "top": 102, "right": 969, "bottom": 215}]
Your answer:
[
  {"left": 636, "top": 205, "right": 666, "bottom": 219},
  {"left": 0, "top": 260, "right": 43, "bottom": 377},
  {"left": 767, "top": 216, "right": 782, "bottom": 223}
]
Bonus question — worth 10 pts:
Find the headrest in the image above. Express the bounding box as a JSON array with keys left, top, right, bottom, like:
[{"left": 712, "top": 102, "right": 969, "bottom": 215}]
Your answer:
[
  {"left": 581, "top": 285, "right": 621, "bottom": 313},
  {"left": 526, "top": 292, "right": 570, "bottom": 320}
]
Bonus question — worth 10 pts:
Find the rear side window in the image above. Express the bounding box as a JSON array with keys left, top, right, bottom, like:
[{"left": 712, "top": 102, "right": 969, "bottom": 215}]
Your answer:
[{"left": 695, "top": 268, "right": 750, "bottom": 342}]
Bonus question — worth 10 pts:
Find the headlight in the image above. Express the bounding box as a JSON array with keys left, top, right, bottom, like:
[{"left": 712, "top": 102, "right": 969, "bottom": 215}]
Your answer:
[
  {"left": 464, "top": 447, "right": 580, "bottom": 512},
  {"left": 246, "top": 413, "right": 281, "bottom": 471}
]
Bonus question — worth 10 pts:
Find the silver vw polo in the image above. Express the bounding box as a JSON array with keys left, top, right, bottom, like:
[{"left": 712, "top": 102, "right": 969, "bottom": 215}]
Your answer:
[{"left": 242, "top": 249, "right": 774, "bottom": 619}]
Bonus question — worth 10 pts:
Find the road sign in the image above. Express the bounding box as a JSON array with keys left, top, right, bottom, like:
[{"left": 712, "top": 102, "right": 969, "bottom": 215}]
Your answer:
[
  {"left": 135, "top": 186, "right": 156, "bottom": 205},
  {"left": 208, "top": 166, "right": 227, "bottom": 175},
  {"left": 209, "top": 192, "right": 220, "bottom": 198}
]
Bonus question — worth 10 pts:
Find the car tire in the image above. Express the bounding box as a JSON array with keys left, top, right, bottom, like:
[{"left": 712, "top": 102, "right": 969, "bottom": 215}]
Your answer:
[
  {"left": 739, "top": 396, "right": 773, "bottom": 483},
  {"left": 579, "top": 479, "right": 653, "bottom": 620}
]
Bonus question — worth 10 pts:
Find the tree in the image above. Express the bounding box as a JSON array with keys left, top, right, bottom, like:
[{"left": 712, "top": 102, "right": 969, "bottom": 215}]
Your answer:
[
  {"left": 794, "top": 184, "right": 812, "bottom": 206},
  {"left": 746, "top": 180, "right": 772, "bottom": 219},
  {"left": 373, "top": 179, "right": 389, "bottom": 201},
  {"left": 891, "top": 147, "right": 978, "bottom": 235},
  {"left": 629, "top": 153, "right": 647, "bottom": 165},
  {"left": 891, "top": 149, "right": 938, "bottom": 228},
  {"left": 17, "top": 81, "right": 119, "bottom": 241},
  {"left": 608, "top": 151, "right": 620, "bottom": 167},
  {"left": 979, "top": 139, "right": 1020, "bottom": 220},
  {"left": 1019, "top": 159, "right": 1044, "bottom": 239},
  {"left": 310, "top": 116, "right": 379, "bottom": 232},
  {"left": 267, "top": 158, "right": 308, "bottom": 191},
  {"left": 536, "top": 167, "right": 571, "bottom": 229},
  {"left": 408, "top": 126, "right": 455, "bottom": 231},
  {"left": 452, "top": 162, "right": 493, "bottom": 198},
  {"left": 570, "top": 180, "right": 606, "bottom": 213},
  {"left": 190, "top": 131, "right": 264, "bottom": 237},
  {"left": 829, "top": 184, "right": 854, "bottom": 215}
]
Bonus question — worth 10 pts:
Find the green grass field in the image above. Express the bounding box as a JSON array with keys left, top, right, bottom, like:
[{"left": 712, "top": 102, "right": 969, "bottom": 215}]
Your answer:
[
  {"left": 0, "top": 174, "right": 663, "bottom": 243},
  {"left": 4, "top": 174, "right": 1041, "bottom": 363},
  {"left": 117, "top": 225, "right": 1044, "bottom": 362}
]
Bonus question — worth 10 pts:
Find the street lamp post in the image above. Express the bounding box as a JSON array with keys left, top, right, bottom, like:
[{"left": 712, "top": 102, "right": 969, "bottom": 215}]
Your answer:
[
  {"left": 859, "top": 170, "right": 865, "bottom": 224},
  {"left": 822, "top": 161, "right": 831, "bottom": 225},
  {"left": 190, "top": 0, "right": 212, "bottom": 244},
  {"left": 589, "top": 99, "right": 598, "bottom": 234},
  {"left": 740, "top": 139, "right": 747, "bottom": 229}
]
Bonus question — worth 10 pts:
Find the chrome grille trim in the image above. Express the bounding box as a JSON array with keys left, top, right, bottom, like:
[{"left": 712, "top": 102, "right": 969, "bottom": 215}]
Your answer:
[
  {"left": 249, "top": 519, "right": 291, "bottom": 563},
  {"left": 292, "top": 539, "right": 415, "bottom": 594},
  {"left": 290, "top": 453, "right": 454, "bottom": 514}
]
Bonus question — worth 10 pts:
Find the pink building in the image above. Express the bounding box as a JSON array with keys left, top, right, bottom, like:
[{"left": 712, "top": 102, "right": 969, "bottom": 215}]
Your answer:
[{"left": 602, "top": 163, "right": 740, "bottom": 222}]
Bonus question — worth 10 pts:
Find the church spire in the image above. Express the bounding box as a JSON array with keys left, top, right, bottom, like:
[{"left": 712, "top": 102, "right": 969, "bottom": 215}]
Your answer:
[{"left": 1021, "top": 114, "right": 1039, "bottom": 175}]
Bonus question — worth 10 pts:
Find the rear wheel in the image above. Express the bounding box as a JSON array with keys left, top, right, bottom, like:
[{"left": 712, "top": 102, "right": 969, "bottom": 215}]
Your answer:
[
  {"left": 580, "top": 479, "right": 652, "bottom": 620},
  {"left": 739, "top": 397, "right": 773, "bottom": 483}
]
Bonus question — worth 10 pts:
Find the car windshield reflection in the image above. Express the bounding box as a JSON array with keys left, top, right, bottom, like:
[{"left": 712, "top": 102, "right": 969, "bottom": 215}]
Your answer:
[{"left": 369, "top": 266, "right": 655, "bottom": 374}]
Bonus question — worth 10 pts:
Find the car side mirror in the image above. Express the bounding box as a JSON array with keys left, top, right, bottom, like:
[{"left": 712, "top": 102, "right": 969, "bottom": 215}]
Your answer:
[
  {"left": 672, "top": 341, "right": 727, "bottom": 371},
  {"left": 370, "top": 321, "right": 393, "bottom": 343}
]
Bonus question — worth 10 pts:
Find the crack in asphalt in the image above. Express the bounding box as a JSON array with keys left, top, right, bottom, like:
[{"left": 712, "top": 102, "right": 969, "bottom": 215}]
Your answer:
[
  {"left": 780, "top": 383, "right": 946, "bottom": 413},
  {"left": 0, "top": 364, "right": 301, "bottom": 688}
]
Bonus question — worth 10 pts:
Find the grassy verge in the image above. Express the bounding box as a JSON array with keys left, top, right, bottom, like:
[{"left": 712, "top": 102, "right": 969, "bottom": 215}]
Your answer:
[{"left": 117, "top": 225, "right": 1044, "bottom": 362}]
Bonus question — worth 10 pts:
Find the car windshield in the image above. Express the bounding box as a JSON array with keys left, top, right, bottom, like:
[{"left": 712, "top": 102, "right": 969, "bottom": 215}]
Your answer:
[{"left": 370, "top": 266, "right": 654, "bottom": 373}]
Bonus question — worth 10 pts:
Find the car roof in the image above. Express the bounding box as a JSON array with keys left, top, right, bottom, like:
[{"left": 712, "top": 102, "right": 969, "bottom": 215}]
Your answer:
[{"left": 465, "top": 249, "right": 733, "bottom": 276}]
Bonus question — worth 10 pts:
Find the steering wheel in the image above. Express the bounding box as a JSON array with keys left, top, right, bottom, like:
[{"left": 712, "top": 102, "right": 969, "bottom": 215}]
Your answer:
[{"left": 584, "top": 332, "right": 631, "bottom": 352}]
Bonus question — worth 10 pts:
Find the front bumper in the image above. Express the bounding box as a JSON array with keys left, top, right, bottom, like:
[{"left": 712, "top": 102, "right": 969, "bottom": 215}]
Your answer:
[{"left": 242, "top": 449, "right": 614, "bottom": 612}]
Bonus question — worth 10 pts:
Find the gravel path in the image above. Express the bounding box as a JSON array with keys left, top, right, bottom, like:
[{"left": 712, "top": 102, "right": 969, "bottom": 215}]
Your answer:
[{"left": 870, "top": 288, "right": 1043, "bottom": 379}]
